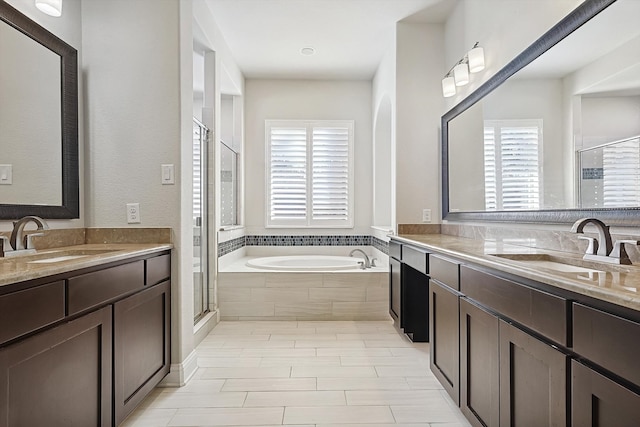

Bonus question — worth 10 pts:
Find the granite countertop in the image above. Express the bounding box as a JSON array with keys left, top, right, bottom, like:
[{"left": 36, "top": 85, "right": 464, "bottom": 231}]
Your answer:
[
  {"left": 0, "top": 243, "right": 172, "bottom": 287},
  {"left": 394, "top": 234, "right": 640, "bottom": 312}
]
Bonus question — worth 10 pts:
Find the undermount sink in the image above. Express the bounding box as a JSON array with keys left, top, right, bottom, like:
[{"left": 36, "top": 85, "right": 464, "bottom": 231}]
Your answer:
[{"left": 489, "top": 253, "right": 605, "bottom": 274}]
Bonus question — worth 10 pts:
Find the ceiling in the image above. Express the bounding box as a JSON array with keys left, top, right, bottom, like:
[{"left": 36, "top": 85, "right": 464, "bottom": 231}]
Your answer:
[{"left": 202, "top": 0, "right": 456, "bottom": 80}]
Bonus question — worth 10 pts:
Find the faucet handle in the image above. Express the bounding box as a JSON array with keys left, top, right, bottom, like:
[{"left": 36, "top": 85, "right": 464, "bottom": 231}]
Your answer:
[
  {"left": 0, "top": 236, "right": 11, "bottom": 257},
  {"left": 609, "top": 240, "right": 639, "bottom": 265},
  {"left": 577, "top": 236, "right": 598, "bottom": 255},
  {"left": 25, "top": 233, "right": 44, "bottom": 250},
  {"left": 370, "top": 258, "right": 377, "bottom": 267}
]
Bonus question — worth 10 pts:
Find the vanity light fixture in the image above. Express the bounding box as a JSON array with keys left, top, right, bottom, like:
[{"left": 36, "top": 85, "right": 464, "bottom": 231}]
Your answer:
[
  {"left": 35, "top": 0, "right": 62, "bottom": 17},
  {"left": 441, "top": 42, "right": 485, "bottom": 97}
]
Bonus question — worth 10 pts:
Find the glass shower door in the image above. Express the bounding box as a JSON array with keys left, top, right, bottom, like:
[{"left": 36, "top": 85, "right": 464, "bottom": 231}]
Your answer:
[{"left": 193, "top": 118, "right": 209, "bottom": 323}]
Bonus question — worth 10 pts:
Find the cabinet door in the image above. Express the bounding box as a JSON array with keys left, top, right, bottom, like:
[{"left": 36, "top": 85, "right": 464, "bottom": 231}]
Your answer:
[
  {"left": 430, "top": 280, "right": 459, "bottom": 404},
  {"left": 460, "top": 298, "right": 499, "bottom": 427},
  {"left": 499, "top": 320, "right": 568, "bottom": 427},
  {"left": 572, "top": 360, "right": 640, "bottom": 427},
  {"left": 389, "top": 257, "right": 402, "bottom": 328},
  {"left": 0, "top": 306, "right": 112, "bottom": 427},
  {"left": 114, "top": 281, "right": 171, "bottom": 424},
  {"left": 402, "top": 265, "right": 429, "bottom": 342}
]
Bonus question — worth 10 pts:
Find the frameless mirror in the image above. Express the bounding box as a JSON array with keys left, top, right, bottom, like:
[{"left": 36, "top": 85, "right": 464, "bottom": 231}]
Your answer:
[
  {"left": 443, "top": 0, "right": 640, "bottom": 224},
  {"left": 0, "top": 2, "right": 78, "bottom": 219}
]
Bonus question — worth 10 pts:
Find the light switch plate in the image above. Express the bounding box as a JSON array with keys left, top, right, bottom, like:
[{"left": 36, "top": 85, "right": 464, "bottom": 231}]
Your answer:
[
  {"left": 0, "top": 164, "right": 12, "bottom": 185},
  {"left": 161, "top": 164, "right": 175, "bottom": 185}
]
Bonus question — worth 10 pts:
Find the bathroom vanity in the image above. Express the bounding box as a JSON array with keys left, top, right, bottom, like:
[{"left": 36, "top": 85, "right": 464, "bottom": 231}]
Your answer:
[
  {"left": 390, "top": 234, "right": 640, "bottom": 426},
  {"left": 0, "top": 245, "right": 171, "bottom": 426}
]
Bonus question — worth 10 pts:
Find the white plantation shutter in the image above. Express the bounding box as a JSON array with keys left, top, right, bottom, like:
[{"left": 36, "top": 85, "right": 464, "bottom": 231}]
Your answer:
[
  {"left": 269, "top": 127, "right": 308, "bottom": 222},
  {"left": 267, "top": 120, "right": 354, "bottom": 227},
  {"left": 312, "top": 127, "right": 350, "bottom": 221},
  {"left": 603, "top": 137, "right": 640, "bottom": 207},
  {"left": 484, "top": 120, "right": 542, "bottom": 211}
]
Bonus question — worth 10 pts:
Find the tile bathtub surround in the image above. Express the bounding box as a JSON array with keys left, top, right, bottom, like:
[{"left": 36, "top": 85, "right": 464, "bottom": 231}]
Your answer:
[
  {"left": 219, "top": 236, "right": 247, "bottom": 257},
  {"left": 218, "top": 270, "right": 390, "bottom": 321},
  {"left": 397, "top": 224, "right": 442, "bottom": 235},
  {"left": 441, "top": 223, "right": 640, "bottom": 263},
  {"left": 122, "top": 320, "right": 471, "bottom": 427}
]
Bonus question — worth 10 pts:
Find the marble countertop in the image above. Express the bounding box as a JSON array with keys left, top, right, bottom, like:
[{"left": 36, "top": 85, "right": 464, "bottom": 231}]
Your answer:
[
  {"left": 0, "top": 243, "right": 172, "bottom": 287},
  {"left": 394, "top": 234, "right": 640, "bottom": 312}
]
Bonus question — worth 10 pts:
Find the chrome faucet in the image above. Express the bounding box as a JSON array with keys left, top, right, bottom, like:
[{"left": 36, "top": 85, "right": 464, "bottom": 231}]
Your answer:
[
  {"left": 349, "top": 249, "right": 371, "bottom": 269},
  {"left": 9, "top": 216, "right": 49, "bottom": 252},
  {"left": 571, "top": 218, "right": 638, "bottom": 265}
]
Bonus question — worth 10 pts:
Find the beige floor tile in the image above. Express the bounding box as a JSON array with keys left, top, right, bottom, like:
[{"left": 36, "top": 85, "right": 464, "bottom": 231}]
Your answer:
[
  {"left": 143, "top": 390, "right": 247, "bottom": 408},
  {"left": 259, "top": 356, "right": 341, "bottom": 367},
  {"left": 375, "top": 366, "right": 432, "bottom": 377},
  {"left": 223, "top": 340, "right": 295, "bottom": 349},
  {"left": 156, "top": 379, "right": 225, "bottom": 394},
  {"left": 284, "top": 405, "right": 395, "bottom": 424},
  {"left": 198, "top": 366, "right": 291, "bottom": 379},
  {"left": 406, "top": 376, "right": 445, "bottom": 390},
  {"left": 317, "top": 377, "right": 410, "bottom": 391},
  {"left": 120, "top": 408, "right": 176, "bottom": 427},
  {"left": 291, "top": 366, "right": 377, "bottom": 378},
  {"left": 391, "top": 403, "right": 471, "bottom": 424},
  {"left": 345, "top": 389, "right": 445, "bottom": 406},
  {"left": 268, "top": 333, "right": 337, "bottom": 341},
  {"left": 239, "top": 348, "right": 317, "bottom": 358},
  {"left": 364, "top": 339, "right": 414, "bottom": 348},
  {"left": 316, "top": 424, "right": 428, "bottom": 427},
  {"left": 221, "top": 378, "right": 316, "bottom": 392},
  {"left": 244, "top": 390, "right": 346, "bottom": 407},
  {"left": 168, "top": 407, "right": 284, "bottom": 426},
  {"left": 254, "top": 327, "right": 317, "bottom": 335},
  {"left": 295, "top": 340, "right": 365, "bottom": 348},
  {"left": 197, "top": 348, "right": 244, "bottom": 357},
  {"left": 198, "top": 357, "right": 262, "bottom": 368},
  {"left": 317, "top": 348, "right": 393, "bottom": 357},
  {"left": 340, "top": 356, "right": 429, "bottom": 366},
  {"left": 204, "top": 334, "right": 271, "bottom": 342},
  {"left": 336, "top": 333, "right": 405, "bottom": 340},
  {"left": 389, "top": 347, "right": 431, "bottom": 357}
]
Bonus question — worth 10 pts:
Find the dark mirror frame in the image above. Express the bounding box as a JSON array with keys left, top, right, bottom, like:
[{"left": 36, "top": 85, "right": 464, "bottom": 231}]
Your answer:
[
  {"left": 441, "top": 0, "right": 640, "bottom": 226},
  {"left": 0, "top": 1, "right": 79, "bottom": 219}
]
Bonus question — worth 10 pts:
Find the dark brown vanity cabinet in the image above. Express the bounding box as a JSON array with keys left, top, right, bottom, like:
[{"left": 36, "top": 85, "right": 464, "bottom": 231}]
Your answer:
[
  {"left": 0, "top": 251, "right": 171, "bottom": 427},
  {"left": 388, "top": 241, "right": 429, "bottom": 342},
  {"left": 114, "top": 280, "right": 171, "bottom": 425},
  {"left": 459, "top": 298, "right": 499, "bottom": 427},
  {"left": 0, "top": 306, "right": 113, "bottom": 427},
  {"left": 429, "top": 254, "right": 461, "bottom": 404}
]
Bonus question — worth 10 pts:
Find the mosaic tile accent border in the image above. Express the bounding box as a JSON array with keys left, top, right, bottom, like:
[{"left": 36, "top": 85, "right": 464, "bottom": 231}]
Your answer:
[
  {"left": 218, "top": 236, "right": 247, "bottom": 257},
  {"left": 372, "top": 236, "right": 389, "bottom": 255},
  {"left": 218, "top": 234, "right": 390, "bottom": 257}
]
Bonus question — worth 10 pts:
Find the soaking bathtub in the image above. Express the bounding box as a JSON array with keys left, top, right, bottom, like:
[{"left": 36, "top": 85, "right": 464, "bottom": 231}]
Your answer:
[{"left": 246, "top": 255, "right": 365, "bottom": 271}]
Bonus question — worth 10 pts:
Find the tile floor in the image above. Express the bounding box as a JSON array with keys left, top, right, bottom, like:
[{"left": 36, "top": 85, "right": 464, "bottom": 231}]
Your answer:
[{"left": 122, "top": 320, "right": 471, "bottom": 427}]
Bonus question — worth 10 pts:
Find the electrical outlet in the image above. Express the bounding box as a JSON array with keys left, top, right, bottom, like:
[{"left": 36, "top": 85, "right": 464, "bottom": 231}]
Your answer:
[
  {"left": 126, "top": 203, "right": 141, "bottom": 224},
  {"left": 422, "top": 209, "right": 432, "bottom": 223}
]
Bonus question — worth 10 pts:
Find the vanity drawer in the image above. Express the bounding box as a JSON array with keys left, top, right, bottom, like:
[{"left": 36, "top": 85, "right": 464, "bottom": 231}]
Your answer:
[
  {"left": 460, "top": 265, "right": 569, "bottom": 346},
  {"left": 573, "top": 303, "right": 640, "bottom": 387},
  {"left": 146, "top": 253, "right": 171, "bottom": 286},
  {"left": 389, "top": 240, "right": 402, "bottom": 260},
  {"left": 403, "top": 245, "right": 428, "bottom": 275},
  {"left": 0, "top": 281, "right": 65, "bottom": 345},
  {"left": 68, "top": 261, "right": 145, "bottom": 315},
  {"left": 429, "top": 254, "right": 460, "bottom": 291}
]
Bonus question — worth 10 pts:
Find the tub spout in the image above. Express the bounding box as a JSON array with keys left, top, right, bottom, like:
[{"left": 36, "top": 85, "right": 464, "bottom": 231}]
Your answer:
[{"left": 349, "top": 249, "right": 371, "bottom": 268}]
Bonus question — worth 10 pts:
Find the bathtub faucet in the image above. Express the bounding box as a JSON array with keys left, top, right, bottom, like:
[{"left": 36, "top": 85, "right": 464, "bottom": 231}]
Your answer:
[{"left": 349, "top": 249, "right": 371, "bottom": 269}]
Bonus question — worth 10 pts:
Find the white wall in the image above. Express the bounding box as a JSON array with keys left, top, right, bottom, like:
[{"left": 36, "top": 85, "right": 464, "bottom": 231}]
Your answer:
[
  {"left": 244, "top": 79, "right": 373, "bottom": 235},
  {"left": 395, "top": 22, "right": 445, "bottom": 224},
  {"left": 2, "top": 0, "right": 84, "bottom": 231}
]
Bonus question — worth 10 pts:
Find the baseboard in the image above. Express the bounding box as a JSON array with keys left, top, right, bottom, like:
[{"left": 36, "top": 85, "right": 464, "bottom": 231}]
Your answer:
[{"left": 157, "top": 349, "right": 198, "bottom": 387}]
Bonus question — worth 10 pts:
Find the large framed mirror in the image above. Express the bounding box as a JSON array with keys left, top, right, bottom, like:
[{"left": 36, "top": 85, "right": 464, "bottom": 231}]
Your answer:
[
  {"left": 0, "top": 1, "right": 78, "bottom": 219},
  {"left": 442, "top": 0, "right": 640, "bottom": 225}
]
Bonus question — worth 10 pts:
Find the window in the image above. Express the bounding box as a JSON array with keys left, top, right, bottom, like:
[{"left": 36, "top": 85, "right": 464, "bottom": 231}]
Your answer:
[
  {"left": 266, "top": 120, "right": 354, "bottom": 227},
  {"left": 484, "top": 119, "right": 542, "bottom": 211}
]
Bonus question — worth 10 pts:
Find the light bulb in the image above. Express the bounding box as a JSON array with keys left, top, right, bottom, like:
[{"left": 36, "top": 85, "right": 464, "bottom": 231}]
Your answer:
[
  {"left": 35, "top": 0, "right": 62, "bottom": 17},
  {"left": 453, "top": 62, "right": 469, "bottom": 86},
  {"left": 468, "top": 45, "right": 485, "bottom": 73},
  {"left": 442, "top": 76, "right": 456, "bottom": 97}
]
